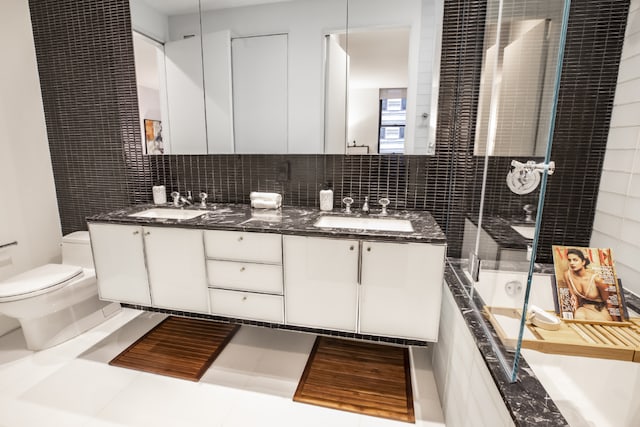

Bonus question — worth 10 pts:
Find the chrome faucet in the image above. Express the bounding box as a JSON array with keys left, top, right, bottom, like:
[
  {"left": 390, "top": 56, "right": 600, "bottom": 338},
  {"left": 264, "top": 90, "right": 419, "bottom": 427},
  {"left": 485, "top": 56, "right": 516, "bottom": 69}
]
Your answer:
[
  {"left": 170, "top": 191, "right": 192, "bottom": 207},
  {"left": 361, "top": 196, "right": 369, "bottom": 214},
  {"left": 171, "top": 191, "right": 181, "bottom": 207},
  {"left": 199, "top": 192, "right": 208, "bottom": 208},
  {"left": 378, "top": 198, "right": 390, "bottom": 216},
  {"left": 343, "top": 196, "right": 354, "bottom": 214},
  {"left": 523, "top": 204, "right": 535, "bottom": 223}
]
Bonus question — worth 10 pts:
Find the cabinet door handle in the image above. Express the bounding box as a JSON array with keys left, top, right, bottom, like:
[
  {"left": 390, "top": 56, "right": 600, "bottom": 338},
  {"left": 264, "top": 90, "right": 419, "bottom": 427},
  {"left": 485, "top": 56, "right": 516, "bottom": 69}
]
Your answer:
[
  {"left": 240, "top": 266, "right": 246, "bottom": 272},
  {"left": 238, "top": 236, "right": 243, "bottom": 242},
  {"left": 144, "top": 231, "right": 150, "bottom": 236},
  {"left": 367, "top": 247, "right": 371, "bottom": 252},
  {"left": 349, "top": 245, "right": 354, "bottom": 251},
  {"left": 242, "top": 296, "right": 247, "bottom": 301},
  {"left": 133, "top": 230, "right": 139, "bottom": 235}
]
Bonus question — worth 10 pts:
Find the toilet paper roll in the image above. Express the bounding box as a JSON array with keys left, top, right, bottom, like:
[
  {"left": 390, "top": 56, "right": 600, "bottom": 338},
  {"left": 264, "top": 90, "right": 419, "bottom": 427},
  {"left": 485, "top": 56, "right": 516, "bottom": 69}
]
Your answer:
[{"left": 152, "top": 185, "right": 167, "bottom": 205}]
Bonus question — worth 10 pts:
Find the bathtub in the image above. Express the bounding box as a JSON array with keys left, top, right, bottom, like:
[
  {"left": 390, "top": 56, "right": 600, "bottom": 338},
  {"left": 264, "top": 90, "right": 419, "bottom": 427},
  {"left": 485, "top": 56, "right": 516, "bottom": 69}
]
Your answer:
[{"left": 474, "top": 269, "right": 640, "bottom": 427}]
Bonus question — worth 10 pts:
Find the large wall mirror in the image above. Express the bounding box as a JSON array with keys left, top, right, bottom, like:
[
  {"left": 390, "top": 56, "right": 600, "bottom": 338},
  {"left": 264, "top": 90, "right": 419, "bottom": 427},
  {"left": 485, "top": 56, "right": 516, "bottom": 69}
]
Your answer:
[
  {"left": 474, "top": 0, "right": 565, "bottom": 157},
  {"left": 130, "top": 0, "right": 442, "bottom": 155}
]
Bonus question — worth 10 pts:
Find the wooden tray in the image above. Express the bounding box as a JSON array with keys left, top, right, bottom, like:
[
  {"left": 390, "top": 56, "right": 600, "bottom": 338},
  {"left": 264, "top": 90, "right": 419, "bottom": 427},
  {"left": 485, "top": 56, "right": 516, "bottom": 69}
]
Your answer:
[{"left": 484, "top": 306, "right": 640, "bottom": 363}]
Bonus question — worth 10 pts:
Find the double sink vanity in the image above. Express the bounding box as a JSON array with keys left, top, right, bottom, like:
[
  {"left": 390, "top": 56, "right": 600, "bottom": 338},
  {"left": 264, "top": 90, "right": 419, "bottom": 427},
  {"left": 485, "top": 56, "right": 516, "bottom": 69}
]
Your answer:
[{"left": 87, "top": 204, "right": 446, "bottom": 343}]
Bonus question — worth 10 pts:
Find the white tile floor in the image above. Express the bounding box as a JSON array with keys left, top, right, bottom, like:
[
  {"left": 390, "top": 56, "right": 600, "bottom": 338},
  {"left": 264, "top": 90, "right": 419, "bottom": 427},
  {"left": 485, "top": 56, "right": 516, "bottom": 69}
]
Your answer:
[{"left": 0, "top": 309, "right": 445, "bottom": 427}]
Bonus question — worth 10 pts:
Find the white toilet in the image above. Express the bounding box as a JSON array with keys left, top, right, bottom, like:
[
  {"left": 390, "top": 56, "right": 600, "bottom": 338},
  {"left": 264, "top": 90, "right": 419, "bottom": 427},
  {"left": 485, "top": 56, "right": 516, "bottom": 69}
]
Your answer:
[{"left": 0, "top": 231, "right": 120, "bottom": 350}]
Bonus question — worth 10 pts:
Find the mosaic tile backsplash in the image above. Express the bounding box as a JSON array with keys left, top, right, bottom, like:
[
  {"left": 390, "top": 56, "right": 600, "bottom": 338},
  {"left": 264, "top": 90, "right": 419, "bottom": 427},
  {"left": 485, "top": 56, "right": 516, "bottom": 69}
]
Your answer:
[{"left": 28, "top": 0, "right": 629, "bottom": 263}]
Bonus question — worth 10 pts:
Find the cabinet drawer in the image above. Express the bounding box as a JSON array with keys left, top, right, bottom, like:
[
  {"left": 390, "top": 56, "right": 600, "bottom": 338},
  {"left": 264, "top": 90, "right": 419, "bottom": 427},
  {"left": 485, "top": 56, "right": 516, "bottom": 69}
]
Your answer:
[
  {"left": 207, "top": 260, "right": 283, "bottom": 294},
  {"left": 209, "top": 289, "right": 283, "bottom": 323},
  {"left": 204, "top": 230, "right": 282, "bottom": 263}
]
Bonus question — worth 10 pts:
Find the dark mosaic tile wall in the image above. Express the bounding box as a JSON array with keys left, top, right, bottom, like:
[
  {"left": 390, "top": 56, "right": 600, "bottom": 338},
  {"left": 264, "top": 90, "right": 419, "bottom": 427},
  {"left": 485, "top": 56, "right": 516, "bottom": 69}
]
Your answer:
[
  {"left": 28, "top": 0, "right": 151, "bottom": 234},
  {"left": 29, "top": 0, "right": 629, "bottom": 263},
  {"left": 464, "top": 0, "right": 630, "bottom": 262},
  {"left": 148, "top": 155, "right": 435, "bottom": 212}
]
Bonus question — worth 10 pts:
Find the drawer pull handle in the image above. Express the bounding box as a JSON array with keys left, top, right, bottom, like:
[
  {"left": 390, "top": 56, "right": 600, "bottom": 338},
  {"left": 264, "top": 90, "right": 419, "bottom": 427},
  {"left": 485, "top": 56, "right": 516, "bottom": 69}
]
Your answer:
[
  {"left": 367, "top": 247, "right": 371, "bottom": 252},
  {"left": 240, "top": 266, "right": 246, "bottom": 272},
  {"left": 350, "top": 245, "right": 354, "bottom": 251},
  {"left": 238, "top": 236, "right": 243, "bottom": 242},
  {"left": 133, "top": 231, "right": 139, "bottom": 235},
  {"left": 144, "top": 231, "right": 150, "bottom": 236},
  {"left": 242, "top": 296, "right": 247, "bottom": 301}
]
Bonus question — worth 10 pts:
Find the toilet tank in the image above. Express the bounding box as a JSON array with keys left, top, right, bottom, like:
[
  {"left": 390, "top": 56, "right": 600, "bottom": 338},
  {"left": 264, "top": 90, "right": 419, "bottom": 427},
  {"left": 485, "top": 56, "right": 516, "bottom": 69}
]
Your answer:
[{"left": 61, "top": 231, "right": 94, "bottom": 269}]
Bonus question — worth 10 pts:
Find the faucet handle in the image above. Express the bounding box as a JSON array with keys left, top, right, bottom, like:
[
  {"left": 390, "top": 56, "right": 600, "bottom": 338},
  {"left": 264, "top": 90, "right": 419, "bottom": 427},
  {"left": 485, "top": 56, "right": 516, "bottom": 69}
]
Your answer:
[
  {"left": 342, "top": 196, "right": 354, "bottom": 214},
  {"left": 171, "top": 191, "right": 180, "bottom": 207},
  {"left": 378, "top": 198, "right": 390, "bottom": 216},
  {"left": 523, "top": 204, "right": 535, "bottom": 222},
  {"left": 199, "top": 192, "right": 208, "bottom": 208}
]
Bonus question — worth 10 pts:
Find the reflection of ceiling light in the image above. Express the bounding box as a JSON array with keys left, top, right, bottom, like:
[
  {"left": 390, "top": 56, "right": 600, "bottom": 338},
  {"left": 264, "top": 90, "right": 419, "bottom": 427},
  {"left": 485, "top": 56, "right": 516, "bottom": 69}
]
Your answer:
[
  {"left": 200, "top": 0, "right": 293, "bottom": 12},
  {"left": 138, "top": 0, "right": 294, "bottom": 16}
]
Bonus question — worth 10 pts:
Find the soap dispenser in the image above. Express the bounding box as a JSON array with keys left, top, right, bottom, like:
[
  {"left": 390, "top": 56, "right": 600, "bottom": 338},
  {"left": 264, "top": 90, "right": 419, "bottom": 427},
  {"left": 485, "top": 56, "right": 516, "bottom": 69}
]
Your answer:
[{"left": 319, "top": 183, "right": 333, "bottom": 211}]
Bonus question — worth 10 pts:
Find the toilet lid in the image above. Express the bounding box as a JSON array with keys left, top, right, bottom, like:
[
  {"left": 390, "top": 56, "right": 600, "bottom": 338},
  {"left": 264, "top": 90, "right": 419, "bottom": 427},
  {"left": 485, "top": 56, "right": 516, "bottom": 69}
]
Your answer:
[{"left": 0, "top": 264, "right": 82, "bottom": 299}]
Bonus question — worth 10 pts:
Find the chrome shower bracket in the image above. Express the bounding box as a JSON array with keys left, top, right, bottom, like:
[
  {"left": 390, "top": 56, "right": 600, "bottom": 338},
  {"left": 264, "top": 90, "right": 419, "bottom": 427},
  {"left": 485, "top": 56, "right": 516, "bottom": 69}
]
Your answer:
[{"left": 506, "top": 160, "right": 555, "bottom": 195}]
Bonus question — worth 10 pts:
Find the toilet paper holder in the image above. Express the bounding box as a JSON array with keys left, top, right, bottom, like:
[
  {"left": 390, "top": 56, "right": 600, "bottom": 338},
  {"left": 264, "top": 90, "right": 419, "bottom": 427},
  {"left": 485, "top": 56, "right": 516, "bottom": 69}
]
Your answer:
[{"left": 0, "top": 241, "right": 17, "bottom": 249}]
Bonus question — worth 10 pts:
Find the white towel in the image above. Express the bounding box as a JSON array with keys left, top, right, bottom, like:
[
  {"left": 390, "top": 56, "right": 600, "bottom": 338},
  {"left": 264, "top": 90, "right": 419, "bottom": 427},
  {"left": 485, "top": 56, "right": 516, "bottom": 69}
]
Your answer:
[
  {"left": 251, "top": 199, "right": 281, "bottom": 209},
  {"left": 249, "top": 192, "right": 282, "bottom": 204}
]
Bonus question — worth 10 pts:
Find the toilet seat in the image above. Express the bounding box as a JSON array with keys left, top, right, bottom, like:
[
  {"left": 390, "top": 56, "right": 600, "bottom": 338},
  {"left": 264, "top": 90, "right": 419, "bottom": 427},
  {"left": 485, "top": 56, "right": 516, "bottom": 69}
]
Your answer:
[{"left": 0, "top": 264, "right": 83, "bottom": 302}]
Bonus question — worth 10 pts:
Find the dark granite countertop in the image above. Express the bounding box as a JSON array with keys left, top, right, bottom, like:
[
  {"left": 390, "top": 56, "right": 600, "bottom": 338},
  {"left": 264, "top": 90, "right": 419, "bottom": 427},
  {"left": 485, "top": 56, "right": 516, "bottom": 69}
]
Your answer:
[
  {"left": 467, "top": 215, "right": 534, "bottom": 250},
  {"left": 87, "top": 203, "right": 447, "bottom": 244}
]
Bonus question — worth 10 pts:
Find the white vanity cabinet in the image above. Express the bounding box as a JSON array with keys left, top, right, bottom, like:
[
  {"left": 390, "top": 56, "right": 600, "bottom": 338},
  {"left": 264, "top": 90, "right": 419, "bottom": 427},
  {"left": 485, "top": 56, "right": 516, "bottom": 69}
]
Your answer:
[
  {"left": 359, "top": 241, "right": 445, "bottom": 341},
  {"left": 89, "top": 223, "right": 151, "bottom": 305},
  {"left": 204, "top": 230, "right": 284, "bottom": 323},
  {"left": 283, "top": 235, "right": 359, "bottom": 331},
  {"left": 283, "top": 235, "right": 445, "bottom": 341},
  {"left": 88, "top": 223, "right": 209, "bottom": 312},
  {"left": 143, "top": 227, "right": 208, "bottom": 312}
]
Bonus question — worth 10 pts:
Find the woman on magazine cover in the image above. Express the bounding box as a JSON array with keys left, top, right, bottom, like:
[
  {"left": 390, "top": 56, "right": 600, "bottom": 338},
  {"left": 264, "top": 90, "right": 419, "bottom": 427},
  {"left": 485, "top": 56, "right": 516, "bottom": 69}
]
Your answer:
[{"left": 563, "top": 248, "right": 612, "bottom": 321}]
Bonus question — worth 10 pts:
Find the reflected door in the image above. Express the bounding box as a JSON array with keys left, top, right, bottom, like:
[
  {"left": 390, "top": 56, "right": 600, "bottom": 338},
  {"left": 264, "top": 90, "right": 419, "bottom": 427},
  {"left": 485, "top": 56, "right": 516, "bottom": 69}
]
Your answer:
[
  {"left": 232, "top": 34, "right": 288, "bottom": 154},
  {"left": 165, "top": 36, "right": 207, "bottom": 154}
]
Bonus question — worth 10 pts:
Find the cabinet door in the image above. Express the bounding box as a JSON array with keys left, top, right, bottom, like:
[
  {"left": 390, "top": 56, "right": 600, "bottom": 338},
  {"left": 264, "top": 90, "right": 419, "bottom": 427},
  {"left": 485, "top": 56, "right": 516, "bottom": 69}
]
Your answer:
[
  {"left": 283, "top": 235, "right": 358, "bottom": 331},
  {"left": 359, "top": 241, "right": 445, "bottom": 341},
  {"left": 88, "top": 223, "right": 151, "bottom": 305},
  {"left": 143, "top": 227, "right": 209, "bottom": 313}
]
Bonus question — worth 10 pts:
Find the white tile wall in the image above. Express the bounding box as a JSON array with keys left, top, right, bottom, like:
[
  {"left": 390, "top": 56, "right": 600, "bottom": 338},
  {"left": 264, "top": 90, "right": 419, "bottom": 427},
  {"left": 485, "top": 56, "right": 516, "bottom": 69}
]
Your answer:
[
  {"left": 0, "top": 0, "right": 62, "bottom": 279},
  {"left": 432, "top": 286, "right": 514, "bottom": 427},
  {"left": 591, "top": 0, "right": 640, "bottom": 295}
]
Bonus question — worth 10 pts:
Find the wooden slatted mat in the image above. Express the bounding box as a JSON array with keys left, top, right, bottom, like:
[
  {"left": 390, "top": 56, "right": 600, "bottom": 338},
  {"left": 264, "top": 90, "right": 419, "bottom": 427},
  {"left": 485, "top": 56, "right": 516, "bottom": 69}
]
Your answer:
[
  {"left": 109, "top": 316, "right": 239, "bottom": 381},
  {"left": 294, "top": 336, "right": 415, "bottom": 423}
]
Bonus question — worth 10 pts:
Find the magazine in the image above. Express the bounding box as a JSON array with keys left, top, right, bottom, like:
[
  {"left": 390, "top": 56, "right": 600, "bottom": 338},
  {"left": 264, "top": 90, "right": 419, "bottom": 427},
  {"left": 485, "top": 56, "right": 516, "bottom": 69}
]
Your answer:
[{"left": 551, "top": 246, "right": 626, "bottom": 322}]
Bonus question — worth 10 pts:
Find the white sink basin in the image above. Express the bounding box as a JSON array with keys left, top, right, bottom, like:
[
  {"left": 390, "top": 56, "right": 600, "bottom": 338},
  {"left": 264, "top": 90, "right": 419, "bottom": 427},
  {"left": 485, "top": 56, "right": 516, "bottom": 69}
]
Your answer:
[
  {"left": 314, "top": 216, "right": 414, "bottom": 232},
  {"left": 129, "top": 208, "right": 212, "bottom": 220},
  {"left": 511, "top": 225, "right": 535, "bottom": 240}
]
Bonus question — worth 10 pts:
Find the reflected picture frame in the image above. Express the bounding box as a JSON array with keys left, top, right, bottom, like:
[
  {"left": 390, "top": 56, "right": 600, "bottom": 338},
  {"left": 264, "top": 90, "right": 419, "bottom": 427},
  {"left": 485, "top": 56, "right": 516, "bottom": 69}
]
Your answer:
[{"left": 144, "top": 119, "right": 164, "bottom": 154}]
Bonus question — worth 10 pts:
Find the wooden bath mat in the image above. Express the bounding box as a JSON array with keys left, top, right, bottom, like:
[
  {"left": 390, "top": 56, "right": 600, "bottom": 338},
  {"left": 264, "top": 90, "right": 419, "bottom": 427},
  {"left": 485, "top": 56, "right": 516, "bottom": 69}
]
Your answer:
[
  {"left": 294, "top": 336, "right": 415, "bottom": 423},
  {"left": 109, "top": 316, "right": 239, "bottom": 381}
]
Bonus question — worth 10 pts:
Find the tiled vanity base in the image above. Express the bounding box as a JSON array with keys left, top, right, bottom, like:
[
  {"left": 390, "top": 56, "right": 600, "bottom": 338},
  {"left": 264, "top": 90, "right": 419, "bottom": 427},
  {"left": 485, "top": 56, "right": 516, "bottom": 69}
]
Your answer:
[{"left": 120, "top": 304, "right": 430, "bottom": 347}]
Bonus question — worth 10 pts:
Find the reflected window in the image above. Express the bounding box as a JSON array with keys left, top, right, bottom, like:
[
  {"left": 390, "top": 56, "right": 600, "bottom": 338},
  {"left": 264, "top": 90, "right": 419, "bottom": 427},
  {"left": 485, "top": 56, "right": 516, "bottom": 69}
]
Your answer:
[{"left": 379, "top": 90, "right": 407, "bottom": 154}]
